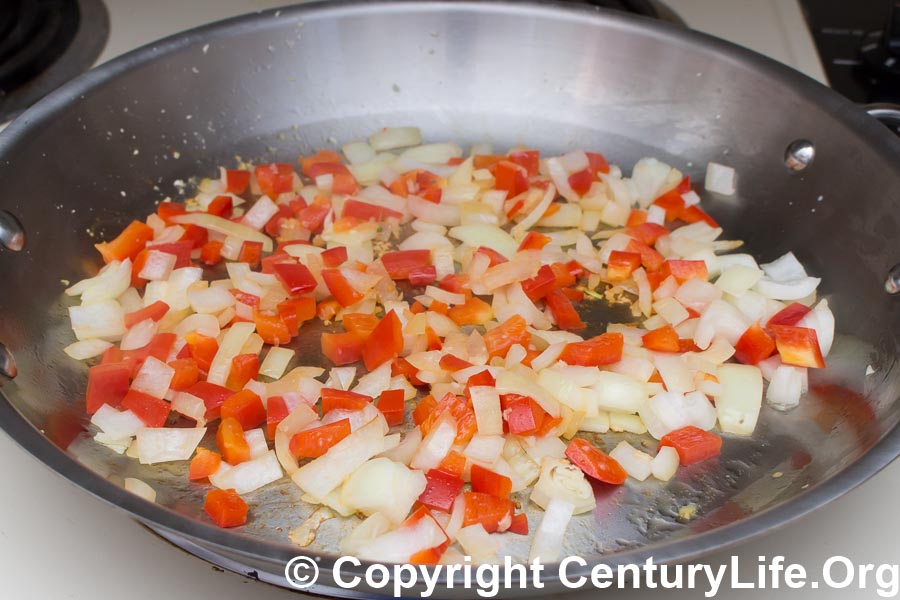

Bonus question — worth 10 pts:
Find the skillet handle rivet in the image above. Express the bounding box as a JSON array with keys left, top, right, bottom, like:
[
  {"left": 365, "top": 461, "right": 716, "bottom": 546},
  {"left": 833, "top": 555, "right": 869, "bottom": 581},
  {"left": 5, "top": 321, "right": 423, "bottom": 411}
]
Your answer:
[
  {"left": 784, "top": 139, "right": 815, "bottom": 172},
  {"left": 0, "top": 343, "right": 16, "bottom": 382},
  {"left": 886, "top": 264, "right": 900, "bottom": 295},
  {"left": 0, "top": 210, "right": 25, "bottom": 252}
]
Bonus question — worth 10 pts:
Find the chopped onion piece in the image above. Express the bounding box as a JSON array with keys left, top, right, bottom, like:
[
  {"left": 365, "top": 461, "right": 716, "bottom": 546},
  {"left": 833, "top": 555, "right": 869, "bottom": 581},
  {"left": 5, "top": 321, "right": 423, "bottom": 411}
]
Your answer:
[
  {"left": 368, "top": 127, "right": 422, "bottom": 151},
  {"left": 66, "top": 259, "right": 133, "bottom": 304},
  {"left": 171, "top": 212, "right": 273, "bottom": 252},
  {"left": 135, "top": 427, "right": 205, "bottom": 464},
  {"left": 340, "top": 457, "right": 426, "bottom": 524},
  {"left": 175, "top": 313, "right": 220, "bottom": 339},
  {"left": 69, "top": 300, "right": 126, "bottom": 341},
  {"left": 260, "top": 347, "right": 294, "bottom": 380},
  {"left": 171, "top": 392, "right": 206, "bottom": 426},
  {"left": 715, "top": 364, "right": 763, "bottom": 435},
  {"left": 207, "top": 321, "right": 256, "bottom": 386},
  {"left": 798, "top": 298, "right": 835, "bottom": 357},
  {"left": 64, "top": 338, "right": 114, "bottom": 360},
  {"left": 766, "top": 365, "right": 804, "bottom": 411},
  {"left": 124, "top": 478, "right": 157, "bottom": 502},
  {"left": 704, "top": 162, "right": 736, "bottom": 196},
  {"left": 210, "top": 450, "right": 283, "bottom": 494},
  {"left": 292, "top": 418, "right": 386, "bottom": 499},
  {"left": 410, "top": 414, "right": 457, "bottom": 471},
  {"left": 609, "top": 440, "right": 653, "bottom": 481},
  {"left": 131, "top": 356, "right": 174, "bottom": 399},
  {"left": 463, "top": 434, "right": 505, "bottom": 464},
  {"left": 651, "top": 446, "right": 680, "bottom": 482},
  {"left": 342, "top": 140, "right": 376, "bottom": 165},
  {"left": 530, "top": 457, "right": 595, "bottom": 514},
  {"left": 91, "top": 405, "right": 145, "bottom": 440},
  {"left": 469, "top": 386, "right": 503, "bottom": 436},
  {"left": 274, "top": 404, "right": 319, "bottom": 475},
  {"left": 529, "top": 498, "right": 574, "bottom": 564},
  {"left": 448, "top": 224, "right": 519, "bottom": 259}
]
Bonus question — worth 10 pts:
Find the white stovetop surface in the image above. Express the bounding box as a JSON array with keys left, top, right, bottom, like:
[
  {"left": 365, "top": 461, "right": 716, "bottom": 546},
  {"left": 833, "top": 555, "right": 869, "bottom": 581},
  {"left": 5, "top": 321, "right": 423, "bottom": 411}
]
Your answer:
[{"left": 2, "top": 2, "right": 897, "bottom": 599}]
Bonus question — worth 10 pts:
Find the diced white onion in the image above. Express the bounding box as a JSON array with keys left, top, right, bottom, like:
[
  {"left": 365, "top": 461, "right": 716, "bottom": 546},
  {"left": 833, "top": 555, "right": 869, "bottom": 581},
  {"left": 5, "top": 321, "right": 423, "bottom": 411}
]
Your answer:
[
  {"left": 704, "top": 162, "right": 736, "bottom": 196},
  {"left": 609, "top": 440, "right": 653, "bottom": 481},
  {"left": 135, "top": 427, "right": 205, "bottom": 464}
]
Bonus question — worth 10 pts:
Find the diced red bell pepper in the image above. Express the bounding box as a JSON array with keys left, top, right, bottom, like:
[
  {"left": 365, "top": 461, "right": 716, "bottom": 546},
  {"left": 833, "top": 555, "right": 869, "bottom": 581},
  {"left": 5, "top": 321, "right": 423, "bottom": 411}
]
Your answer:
[
  {"left": 321, "top": 268, "right": 364, "bottom": 307},
  {"left": 321, "top": 246, "right": 348, "bottom": 267},
  {"left": 734, "top": 323, "right": 776, "bottom": 365},
  {"left": 381, "top": 250, "right": 431, "bottom": 280},
  {"left": 377, "top": 389, "right": 405, "bottom": 427},
  {"left": 625, "top": 239, "right": 665, "bottom": 272},
  {"left": 237, "top": 240, "right": 263, "bottom": 268},
  {"left": 558, "top": 333, "right": 624, "bottom": 366},
  {"left": 438, "top": 354, "right": 473, "bottom": 372},
  {"left": 204, "top": 488, "right": 248, "bottom": 528},
  {"left": 342, "top": 198, "right": 403, "bottom": 222},
  {"left": 362, "top": 310, "right": 403, "bottom": 371},
  {"left": 473, "top": 154, "right": 506, "bottom": 169},
  {"left": 509, "top": 150, "right": 540, "bottom": 177},
  {"left": 770, "top": 325, "right": 826, "bottom": 368},
  {"left": 676, "top": 176, "right": 691, "bottom": 194},
  {"left": 408, "top": 265, "right": 437, "bottom": 286},
  {"left": 124, "top": 300, "right": 170, "bottom": 329},
  {"left": 264, "top": 203, "right": 295, "bottom": 238},
  {"left": 300, "top": 150, "right": 342, "bottom": 174},
  {"left": 586, "top": 152, "right": 610, "bottom": 175},
  {"left": 626, "top": 209, "right": 648, "bottom": 227},
  {"left": 412, "top": 394, "right": 438, "bottom": 427},
  {"left": 152, "top": 239, "right": 194, "bottom": 267},
  {"left": 254, "top": 163, "right": 294, "bottom": 198},
  {"left": 185, "top": 333, "right": 218, "bottom": 373},
  {"left": 221, "top": 389, "right": 266, "bottom": 430},
  {"left": 507, "top": 513, "right": 529, "bottom": 535},
  {"left": 321, "top": 388, "right": 373, "bottom": 414},
  {"left": 95, "top": 220, "right": 154, "bottom": 264},
  {"left": 642, "top": 324, "right": 680, "bottom": 353},
  {"left": 217, "top": 417, "right": 251, "bottom": 464},
  {"left": 678, "top": 204, "right": 718, "bottom": 228},
  {"left": 233, "top": 291, "right": 260, "bottom": 308},
  {"left": 168, "top": 358, "right": 200, "bottom": 391},
  {"left": 185, "top": 380, "right": 233, "bottom": 420},
  {"left": 545, "top": 289, "right": 585, "bottom": 330},
  {"left": 437, "top": 449, "right": 467, "bottom": 479},
  {"left": 121, "top": 389, "right": 171, "bottom": 427},
  {"left": 565, "top": 438, "right": 627, "bottom": 484},
  {"left": 272, "top": 262, "right": 317, "bottom": 295},
  {"left": 483, "top": 314, "right": 531, "bottom": 359},
  {"left": 199, "top": 240, "right": 224, "bottom": 266},
  {"left": 306, "top": 161, "right": 359, "bottom": 195},
  {"left": 474, "top": 246, "right": 508, "bottom": 267},
  {"left": 461, "top": 492, "right": 515, "bottom": 533},
  {"left": 340, "top": 313, "right": 379, "bottom": 341},
  {"left": 208, "top": 195, "right": 234, "bottom": 218},
  {"left": 224, "top": 169, "right": 251, "bottom": 195},
  {"left": 493, "top": 160, "right": 529, "bottom": 197},
  {"left": 766, "top": 302, "right": 812, "bottom": 328},
  {"left": 253, "top": 311, "right": 291, "bottom": 346},
  {"left": 296, "top": 202, "right": 331, "bottom": 233},
  {"left": 661, "top": 259, "right": 708, "bottom": 283},
  {"left": 321, "top": 331, "right": 365, "bottom": 366},
  {"left": 290, "top": 418, "right": 352, "bottom": 458},
  {"left": 447, "top": 296, "right": 492, "bottom": 327},
  {"left": 157, "top": 201, "right": 186, "bottom": 223},
  {"left": 521, "top": 265, "right": 557, "bottom": 301},
  {"left": 652, "top": 189, "right": 686, "bottom": 221},
  {"left": 518, "top": 231, "right": 551, "bottom": 252},
  {"left": 277, "top": 297, "right": 316, "bottom": 337},
  {"left": 189, "top": 448, "right": 222, "bottom": 481},
  {"left": 86, "top": 362, "right": 132, "bottom": 414},
  {"left": 465, "top": 370, "right": 496, "bottom": 395},
  {"left": 418, "top": 469, "right": 464, "bottom": 513},
  {"left": 501, "top": 394, "right": 546, "bottom": 436},
  {"left": 266, "top": 395, "right": 289, "bottom": 439},
  {"left": 607, "top": 250, "right": 642, "bottom": 282},
  {"left": 470, "top": 464, "right": 512, "bottom": 498},
  {"left": 567, "top": 168, "right": 594, "bottom": 197},
  {"left": 659, "top": 425, "right": 722, "bottom": 465},
  {"left": 627, "top": 222, "right": 669, "bottom": 246},
  {"left": 420, "top": 393, "right": 478, "bottom": 445}
]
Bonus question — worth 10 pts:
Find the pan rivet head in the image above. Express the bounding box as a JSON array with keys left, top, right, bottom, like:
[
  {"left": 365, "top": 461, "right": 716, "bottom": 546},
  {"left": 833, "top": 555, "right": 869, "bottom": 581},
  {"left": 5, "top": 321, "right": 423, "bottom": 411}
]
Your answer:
[
  {"left": 0, "top": 210, "right": 25, "bottom": 252},
  {"left": 784, "top": 139, "right": 815, "bottom": 172},
  {"left": 885, "top": 264, "right": 900, "bottom": 295},
  {"left": 0, "top": 343, "right": 16, "bottom": 382}
]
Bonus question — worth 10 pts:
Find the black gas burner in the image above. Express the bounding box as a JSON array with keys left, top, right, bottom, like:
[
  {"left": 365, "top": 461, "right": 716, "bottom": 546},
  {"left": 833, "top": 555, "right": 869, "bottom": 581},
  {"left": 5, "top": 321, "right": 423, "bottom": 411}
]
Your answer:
[
  {"left": 800, "top": 0, "right": 900, "bottom": 104},
  {"left": 0, "top": 0, "right": 108, "bottom": 122},
  {"left": 571, "top": 0, "right": 685, "bottom": 25}
]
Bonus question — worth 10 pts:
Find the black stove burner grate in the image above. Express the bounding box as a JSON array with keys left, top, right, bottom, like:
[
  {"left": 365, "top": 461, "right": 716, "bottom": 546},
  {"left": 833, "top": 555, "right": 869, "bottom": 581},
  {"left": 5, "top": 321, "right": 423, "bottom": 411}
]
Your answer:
[{"left": 0, "top": 0, "right": 81, "bottom": 94}]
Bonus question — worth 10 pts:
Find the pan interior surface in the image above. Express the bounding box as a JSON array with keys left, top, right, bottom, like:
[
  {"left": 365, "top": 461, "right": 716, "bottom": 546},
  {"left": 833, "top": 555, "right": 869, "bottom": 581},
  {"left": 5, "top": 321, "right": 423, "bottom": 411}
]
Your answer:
[{"left": 0, "top": 1, "right": 898, "bottom": 593}]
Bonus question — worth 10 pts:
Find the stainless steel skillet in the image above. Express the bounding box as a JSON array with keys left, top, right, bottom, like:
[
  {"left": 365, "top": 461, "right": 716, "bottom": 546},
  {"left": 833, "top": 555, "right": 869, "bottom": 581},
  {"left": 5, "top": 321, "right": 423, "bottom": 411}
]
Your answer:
[{"left": 0, "top": 1, "right": 898, "bottom": 596}]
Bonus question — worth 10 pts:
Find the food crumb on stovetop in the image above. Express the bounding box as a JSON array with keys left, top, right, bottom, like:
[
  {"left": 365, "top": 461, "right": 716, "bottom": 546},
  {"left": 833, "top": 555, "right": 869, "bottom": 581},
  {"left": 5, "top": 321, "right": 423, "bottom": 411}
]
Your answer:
[{"left": 677, "top": 503, "right": 698, "bottom": 523}]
